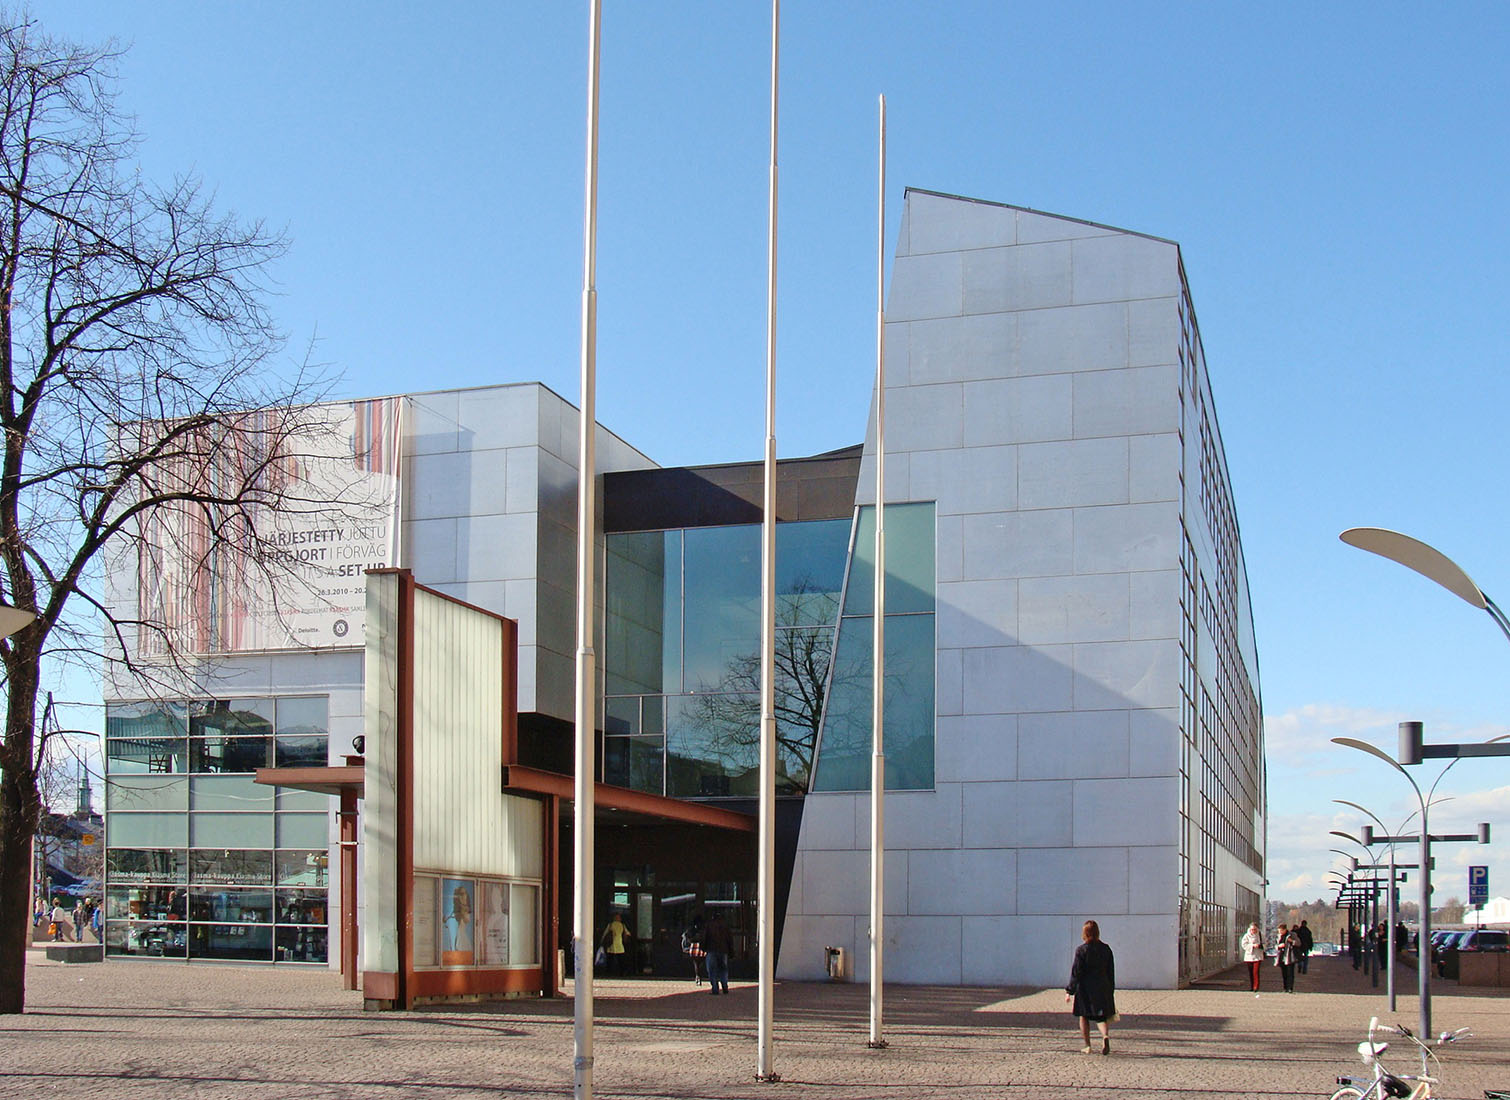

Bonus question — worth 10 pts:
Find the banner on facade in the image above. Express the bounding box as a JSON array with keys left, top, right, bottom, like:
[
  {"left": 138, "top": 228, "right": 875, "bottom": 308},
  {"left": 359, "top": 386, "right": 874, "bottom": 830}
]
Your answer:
[{"left": 134, "top": 397, "right": 404, "bottom": 653}]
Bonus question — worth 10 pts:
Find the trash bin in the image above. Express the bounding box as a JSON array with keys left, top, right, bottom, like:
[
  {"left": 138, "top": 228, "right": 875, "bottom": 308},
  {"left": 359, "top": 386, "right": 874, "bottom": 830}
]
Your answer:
[{"left": 824, "top": 945, "right": 847, "bottom": 981}]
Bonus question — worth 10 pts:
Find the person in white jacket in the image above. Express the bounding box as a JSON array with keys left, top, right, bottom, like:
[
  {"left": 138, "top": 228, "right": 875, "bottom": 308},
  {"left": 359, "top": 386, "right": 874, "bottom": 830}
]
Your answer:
[{"left": 1240, "top": 923, "right": 1265, "bottom": 995}]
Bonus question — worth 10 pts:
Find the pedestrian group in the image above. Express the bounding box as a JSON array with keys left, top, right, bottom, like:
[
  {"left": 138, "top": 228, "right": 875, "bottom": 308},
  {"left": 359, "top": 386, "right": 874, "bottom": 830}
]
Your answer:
[{"left": 1240, "top": 919, "right": 1313, "bottom": 994}]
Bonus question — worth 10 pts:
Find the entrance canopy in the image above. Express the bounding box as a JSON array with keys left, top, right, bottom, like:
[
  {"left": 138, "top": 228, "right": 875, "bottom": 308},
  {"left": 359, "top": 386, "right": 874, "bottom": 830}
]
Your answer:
[{"left": 257, "top": 760, "right": 753, "bottom": 833}]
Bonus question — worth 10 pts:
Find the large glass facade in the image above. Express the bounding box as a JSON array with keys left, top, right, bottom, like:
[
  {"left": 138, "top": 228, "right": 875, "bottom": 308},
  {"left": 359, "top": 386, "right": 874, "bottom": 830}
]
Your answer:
[
  {"left": 605, "top": 518, "right": 849, "bottom": 797},
  {"left": 103, "top": 695, "right": 331, "bottom": 963},
  {"left": 604, "top": 504, "right": 936, "bottom": 798}
]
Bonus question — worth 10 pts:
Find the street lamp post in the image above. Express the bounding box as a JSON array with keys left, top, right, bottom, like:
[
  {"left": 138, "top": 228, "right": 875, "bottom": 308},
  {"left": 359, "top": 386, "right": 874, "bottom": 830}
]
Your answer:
[
  {"left": 1331, "top": 833, "right": 1379, "bottom": 981},
  {"left": 1331, "top": 732, "right": 1492, "bottom": 1043},
  {"left": 1335, "top": 799, "right": 1427, "bottom": 1010},
  {"left": 1331, "top": 737, "right": 1426, "bottom": 1038}
]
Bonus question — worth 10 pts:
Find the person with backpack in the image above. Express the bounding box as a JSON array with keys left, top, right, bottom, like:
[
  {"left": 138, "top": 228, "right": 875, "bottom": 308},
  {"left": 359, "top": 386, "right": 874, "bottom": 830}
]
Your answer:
[{"left": 1295, "top": 919, "right": 1314, "bottom": 974}]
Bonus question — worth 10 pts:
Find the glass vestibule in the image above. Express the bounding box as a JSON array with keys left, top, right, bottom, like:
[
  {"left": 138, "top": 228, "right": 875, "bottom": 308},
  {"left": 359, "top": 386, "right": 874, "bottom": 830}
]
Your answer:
[{"left": 103, "top": 695, "right": 332, "bottom": 963}]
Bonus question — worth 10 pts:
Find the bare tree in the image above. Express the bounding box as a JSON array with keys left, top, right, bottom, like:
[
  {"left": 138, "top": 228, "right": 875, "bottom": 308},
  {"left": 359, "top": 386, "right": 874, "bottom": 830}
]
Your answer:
[
  {"left": 0, "top": 16, "right": 328, "bottom": 1012},
  {"left": 1434, "top": 896, "right": 1466, "bottom": 926}
]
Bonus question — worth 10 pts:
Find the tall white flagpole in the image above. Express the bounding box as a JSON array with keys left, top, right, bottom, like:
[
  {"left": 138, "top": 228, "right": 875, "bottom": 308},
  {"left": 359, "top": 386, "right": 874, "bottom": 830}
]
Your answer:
[
  {"left": 756, "top": 0, "right": 780, "bottom": 1084},
  {"left": 573, "top": 2, "right": 602, "bottom": 1098},
  {"left": 867, "top": 92, "right": 888, "bottom": 1052}
]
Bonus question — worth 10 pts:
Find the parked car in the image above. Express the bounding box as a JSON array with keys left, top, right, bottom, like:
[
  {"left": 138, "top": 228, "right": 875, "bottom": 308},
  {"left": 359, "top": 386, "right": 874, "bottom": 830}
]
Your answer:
[{"left": 1455, "top": 929, "right": 1509, "bottom": 952}]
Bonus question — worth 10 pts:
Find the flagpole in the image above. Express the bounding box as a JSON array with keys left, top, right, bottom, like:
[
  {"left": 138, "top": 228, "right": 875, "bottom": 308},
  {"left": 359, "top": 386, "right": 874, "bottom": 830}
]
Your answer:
[
  {"left": 756, "top": 0, "right": 780, "bottom": 1084},
  {"left": 867, "top": 92, "right": 888, "bottom": 1052},
  {"left": 573, "top": 2, "right": 602, "bottom": 1098}
]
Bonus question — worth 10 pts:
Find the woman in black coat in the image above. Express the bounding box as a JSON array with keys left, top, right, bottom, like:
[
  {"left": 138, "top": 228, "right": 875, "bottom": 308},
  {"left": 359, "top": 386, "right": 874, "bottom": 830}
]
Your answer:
[{"left": 1065, "top": 919, "right": 1116, "bottom": 1055}]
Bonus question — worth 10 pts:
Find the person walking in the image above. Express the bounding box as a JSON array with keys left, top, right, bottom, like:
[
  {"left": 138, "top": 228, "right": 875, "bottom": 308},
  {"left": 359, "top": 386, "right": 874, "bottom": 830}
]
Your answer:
[
  {"left": 702, "top": 910, "right": 732, "bottom": 995},
  {"left": 1275, "top": 922, "right": 1301, "bottom": 993},
  {"left": 601, "top": 912, "right": 633, "bottom": 978},
  {"left": 1349, "top": 924, "right": 1362, "bottom": 969},
  {"left": 1296, "top": 919, "right": 1313, "bottom": 974},
  {"left": 1240, "top": 922, "right": 1265, "bottom": 995},
  {"left": 1065, "top": 919, "right": 1117, "bottom": 1055}
]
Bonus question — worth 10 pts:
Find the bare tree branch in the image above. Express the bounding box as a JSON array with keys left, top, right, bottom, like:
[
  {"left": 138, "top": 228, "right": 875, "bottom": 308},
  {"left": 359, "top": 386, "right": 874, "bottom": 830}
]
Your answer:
[{"left": 0, "top": 14, "right": 323, "bottom": 1012}]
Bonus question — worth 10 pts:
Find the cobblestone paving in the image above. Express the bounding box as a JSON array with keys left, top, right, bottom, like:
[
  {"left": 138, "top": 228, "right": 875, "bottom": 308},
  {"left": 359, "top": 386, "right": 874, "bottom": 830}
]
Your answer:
[{"left": 6, "top": 949, "right": 1508, "bottom": 1099}]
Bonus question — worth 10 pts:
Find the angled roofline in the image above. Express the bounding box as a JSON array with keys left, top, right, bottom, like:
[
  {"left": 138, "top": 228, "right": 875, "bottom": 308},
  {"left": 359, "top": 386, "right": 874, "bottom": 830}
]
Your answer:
[{"left": 904, "top": 187, "right": 1179, "bottom": 248}]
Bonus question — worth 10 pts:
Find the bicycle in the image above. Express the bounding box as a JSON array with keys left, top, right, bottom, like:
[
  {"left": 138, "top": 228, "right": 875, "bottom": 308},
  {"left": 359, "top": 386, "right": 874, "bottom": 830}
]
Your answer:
[{"left": 1329, "top": 1016, "right": 1471, "bottom": 1100}]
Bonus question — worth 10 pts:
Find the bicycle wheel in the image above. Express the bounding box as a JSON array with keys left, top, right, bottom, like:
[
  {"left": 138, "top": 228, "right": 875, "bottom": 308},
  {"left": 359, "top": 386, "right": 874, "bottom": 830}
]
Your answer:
[{"left": 1328, "top": 1088, "right": 1366, "bottom": 1100}]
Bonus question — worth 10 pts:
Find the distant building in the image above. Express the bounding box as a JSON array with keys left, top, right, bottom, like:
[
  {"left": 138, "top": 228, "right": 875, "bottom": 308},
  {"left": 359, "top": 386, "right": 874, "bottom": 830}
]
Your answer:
[
  {"left": 1462, "top": 896, "right": 1510, "bottom": 925},
  {"left": 36, "top": 810, "right": 103, "bottom": 898},
  {"left": 99, "top": 189, "right": 1263, "bottom": 992}
]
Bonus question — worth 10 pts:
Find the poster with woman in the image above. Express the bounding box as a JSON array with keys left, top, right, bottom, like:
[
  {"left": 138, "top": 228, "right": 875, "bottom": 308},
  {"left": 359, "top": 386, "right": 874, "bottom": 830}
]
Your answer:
[
  {"left": 441, "top": 878, "right": 475, "bottom": 967},
  {"left": 479, "top": 880, "right": 509, "bottom": 966}
]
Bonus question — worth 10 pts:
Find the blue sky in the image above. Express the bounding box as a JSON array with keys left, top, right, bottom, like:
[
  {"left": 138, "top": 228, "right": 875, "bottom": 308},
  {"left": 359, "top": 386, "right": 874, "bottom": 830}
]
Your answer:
[{"left": 40, "top": 2, "right": 1510, "bottom": 907}]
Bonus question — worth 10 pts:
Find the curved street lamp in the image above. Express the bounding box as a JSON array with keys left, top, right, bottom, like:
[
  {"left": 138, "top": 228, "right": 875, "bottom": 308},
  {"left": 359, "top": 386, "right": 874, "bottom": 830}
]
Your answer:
[
  {"left": 1333, "top": 799, "right": 1428, "bottom": 1007},
  {"left": 1340, "top": 527, "right": 1510, "bottom": 644},
  {"left": 1333, "top": 736, "right": 1436, "bottom": 1037},
  {"left": 1332, "top": 732, "right": 1494, "bottom": 1043}
]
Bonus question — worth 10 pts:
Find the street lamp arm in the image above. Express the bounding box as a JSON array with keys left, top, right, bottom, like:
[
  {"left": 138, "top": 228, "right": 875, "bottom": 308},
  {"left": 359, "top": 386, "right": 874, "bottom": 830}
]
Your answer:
[
  {"left": 1340, "top": 527, "right": 1510, "bottom": 648},
  {"left": 1340, "top": 528, "right": 1489, "bottom": 611},
  {"left": 1426, "top": 762, "right": 1462, "bottom": 809},
  {"left": 1332, "top": 737, "right": 1425, "bottom": 806},
  {"left": 1485, "top": 596, "right": 1510, "bottom": 646},
  {"left": 1334, "top": 798, "right": 1387, "bottom": 833},
  {"left": 1330, "top": 828, "right": 1363, "bottom": 846}
]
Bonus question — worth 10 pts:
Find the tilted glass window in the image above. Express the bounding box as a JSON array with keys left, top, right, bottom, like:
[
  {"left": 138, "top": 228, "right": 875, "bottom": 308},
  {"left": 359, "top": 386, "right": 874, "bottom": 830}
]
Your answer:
[{"left": 812, "top": 503, "right": 936, "bottom": 792}]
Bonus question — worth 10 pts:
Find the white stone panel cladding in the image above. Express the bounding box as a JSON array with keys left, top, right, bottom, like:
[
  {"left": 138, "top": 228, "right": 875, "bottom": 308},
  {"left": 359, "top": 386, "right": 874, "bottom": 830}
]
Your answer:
[
  {"left": 406, "top": 383, "right": 654, "bottom": 719},
  {"left": 780, "top": 190, "right": 1259, "bottom": 990}
]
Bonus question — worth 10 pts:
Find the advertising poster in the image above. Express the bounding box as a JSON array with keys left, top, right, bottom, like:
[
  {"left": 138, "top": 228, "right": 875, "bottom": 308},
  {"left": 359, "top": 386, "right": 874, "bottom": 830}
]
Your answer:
[
  {"left": 411, "top": 876, "right": 437, "bottom": 968},
  {"left": 440, "top": 878, "right": 475, "bottom": 967},
  {"left": 479, "top": 880, "right": 510, "bottom": 967},
  {"left": 135, "top": 396, "right": 404, "bottom": 654}
]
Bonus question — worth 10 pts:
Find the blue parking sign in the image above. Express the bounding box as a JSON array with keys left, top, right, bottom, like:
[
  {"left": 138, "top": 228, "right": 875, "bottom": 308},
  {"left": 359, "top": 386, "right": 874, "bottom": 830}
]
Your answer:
[{"left": 1469, "top": 865, "right": 1489, "bottom": 907}]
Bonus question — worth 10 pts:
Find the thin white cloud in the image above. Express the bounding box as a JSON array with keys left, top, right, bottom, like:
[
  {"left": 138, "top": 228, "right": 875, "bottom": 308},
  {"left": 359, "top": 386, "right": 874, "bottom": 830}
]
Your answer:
[
  {"left": 1263, "top": 703, "right": 1510, "bottom": 761},
  {"left": 1264, "top": 703, "right": 1406, "bottom": 758}
]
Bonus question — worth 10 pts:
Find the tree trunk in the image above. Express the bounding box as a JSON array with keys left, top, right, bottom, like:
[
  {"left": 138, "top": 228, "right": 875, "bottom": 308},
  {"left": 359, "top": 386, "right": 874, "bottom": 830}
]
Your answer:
[{"left": 0, "top": 651, "right": 41, "bottom": 1014}]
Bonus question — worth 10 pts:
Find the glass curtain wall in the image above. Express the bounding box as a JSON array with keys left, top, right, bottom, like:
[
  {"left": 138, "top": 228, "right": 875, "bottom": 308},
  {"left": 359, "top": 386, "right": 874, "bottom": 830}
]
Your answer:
[
  {"left": 605, "top": 519, "right": 849, "bottom": 798},
  {"left": 604, "top": 503, "right": 937, "bottom": 799},
  {"left": 103, "top": 695, "right": 330, "bottom": 962}
]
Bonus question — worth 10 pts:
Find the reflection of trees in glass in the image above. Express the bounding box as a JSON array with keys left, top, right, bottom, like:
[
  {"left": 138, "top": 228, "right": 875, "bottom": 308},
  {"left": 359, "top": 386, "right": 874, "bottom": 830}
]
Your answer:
[
  {"left": 685, "top": 583, "right": 844, "bottom": 795},
  {"left": 808, "top": 613, "right": 935, "bottom": 792}
]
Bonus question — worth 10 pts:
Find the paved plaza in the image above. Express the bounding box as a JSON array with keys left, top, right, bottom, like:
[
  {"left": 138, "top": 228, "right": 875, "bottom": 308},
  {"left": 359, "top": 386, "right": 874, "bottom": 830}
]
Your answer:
[{"left": 7, "top": 946, "right": 1509, "bottom": 1099}]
